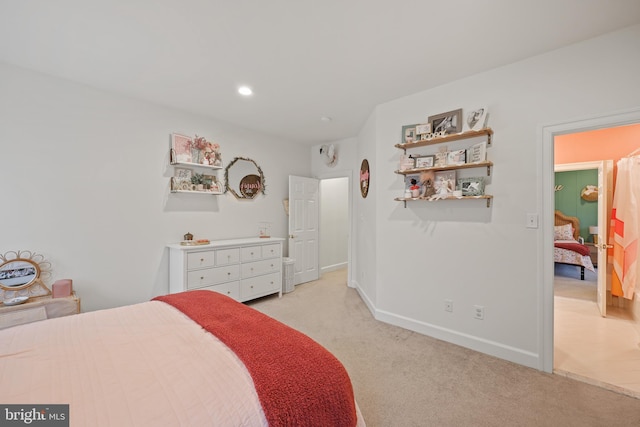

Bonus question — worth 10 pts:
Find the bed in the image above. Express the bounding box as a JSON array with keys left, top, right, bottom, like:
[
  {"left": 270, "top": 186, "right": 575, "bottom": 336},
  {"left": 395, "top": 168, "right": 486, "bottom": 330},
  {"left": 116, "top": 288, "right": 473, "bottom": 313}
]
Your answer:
[
  {"left": 554, "top": 210, "right": 595, "bottom": 280},
  {"left": 0, "top": 290, "right": 365, "bottom": 426}
]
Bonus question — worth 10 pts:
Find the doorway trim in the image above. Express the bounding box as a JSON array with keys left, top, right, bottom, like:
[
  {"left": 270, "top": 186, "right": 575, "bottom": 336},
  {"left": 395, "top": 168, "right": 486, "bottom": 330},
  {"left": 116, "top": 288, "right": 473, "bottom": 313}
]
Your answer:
[
  {"left": 540, "top": 107, "right": 640, "bottom": 373},
  {"left": 317, "top": 170, "right": 354, "bottom": 288}
]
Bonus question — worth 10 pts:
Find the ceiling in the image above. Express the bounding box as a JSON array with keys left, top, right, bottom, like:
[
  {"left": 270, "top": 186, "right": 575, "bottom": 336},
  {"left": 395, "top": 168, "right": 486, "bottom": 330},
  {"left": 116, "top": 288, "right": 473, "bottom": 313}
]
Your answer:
[{"left": 1, "top": 1, "right": 640, "bottom": 144}]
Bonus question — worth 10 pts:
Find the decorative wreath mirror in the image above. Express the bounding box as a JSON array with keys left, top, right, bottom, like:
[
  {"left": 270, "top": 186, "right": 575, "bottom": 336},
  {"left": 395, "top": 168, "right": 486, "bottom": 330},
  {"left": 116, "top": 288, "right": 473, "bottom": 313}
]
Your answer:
[
  {"left": 224, "top": 157, "right": 266, "bottom": 199},
  {"left": 0, "top": 250, "right": 52, "bottom": 301}
]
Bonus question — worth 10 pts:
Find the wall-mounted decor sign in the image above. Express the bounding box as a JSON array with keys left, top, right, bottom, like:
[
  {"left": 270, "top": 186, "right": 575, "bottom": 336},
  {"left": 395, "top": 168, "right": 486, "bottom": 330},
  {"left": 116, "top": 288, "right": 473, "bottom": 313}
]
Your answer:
[
  {"left": 225, "top": 157, "right": 266, "bottom": 200},
  {"left": 360, "top": 159, "right": 370, "bottom": 198}
]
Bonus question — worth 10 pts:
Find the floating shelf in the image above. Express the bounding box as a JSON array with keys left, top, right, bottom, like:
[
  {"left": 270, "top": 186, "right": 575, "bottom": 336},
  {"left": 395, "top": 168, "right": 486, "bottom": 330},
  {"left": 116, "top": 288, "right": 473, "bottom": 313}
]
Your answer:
[
  {"left": 394, "top": 195, "right": 493, "bottom": 208},
  {"left": 395, "top": 128, "right": 493, "bottom": 152},
  {"left": 395, "top": 161, "right": 493, "bottom": 176}
]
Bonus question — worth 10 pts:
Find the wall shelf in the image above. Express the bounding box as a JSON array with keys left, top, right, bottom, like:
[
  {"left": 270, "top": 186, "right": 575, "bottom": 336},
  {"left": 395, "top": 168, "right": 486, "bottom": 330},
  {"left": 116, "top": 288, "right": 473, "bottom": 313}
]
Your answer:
[
  {"left": 394, "top": 195, "right": 493, "bottom": 208},
  {"left": 395, "top": 128, "right": 492, "bottom": 152},
  {"left": 396, "top": 160, "right": 493, "bottom": 176},
  {"left": 395, "top": 127, "right": 493, "bottom": 208}
]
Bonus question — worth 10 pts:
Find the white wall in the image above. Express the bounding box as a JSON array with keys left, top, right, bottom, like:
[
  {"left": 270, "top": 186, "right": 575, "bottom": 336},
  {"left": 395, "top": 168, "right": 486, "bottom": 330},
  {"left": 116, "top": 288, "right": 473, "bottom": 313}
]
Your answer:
[
  {"left": 0, "top": 62, "right": 311, "bottom": 312},
  {"left": 319, "top": 177, "right": 348, "bottom": 272},
  {"left": 355, "top": 24, "right": 640, "bottom": 369}
]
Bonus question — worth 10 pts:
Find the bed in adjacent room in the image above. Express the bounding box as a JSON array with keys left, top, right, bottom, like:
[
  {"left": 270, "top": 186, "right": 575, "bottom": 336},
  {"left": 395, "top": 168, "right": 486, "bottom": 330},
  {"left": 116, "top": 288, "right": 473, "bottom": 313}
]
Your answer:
[
  {"left": 0, "top": 290, "right": 365, "bottom": 426},
  {"left": 554, "top": 210, "right": 595, "bottom": 280}
]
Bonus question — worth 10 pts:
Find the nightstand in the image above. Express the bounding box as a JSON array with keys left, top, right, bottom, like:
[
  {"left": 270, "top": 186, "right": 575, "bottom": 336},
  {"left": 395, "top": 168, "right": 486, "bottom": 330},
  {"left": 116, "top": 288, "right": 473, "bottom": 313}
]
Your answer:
[
  {"left": 585, "top": 242, "right": 598, "bottom": 267},
  {"left": 0, "top": 292, "right": 80, "bottom": 330}
]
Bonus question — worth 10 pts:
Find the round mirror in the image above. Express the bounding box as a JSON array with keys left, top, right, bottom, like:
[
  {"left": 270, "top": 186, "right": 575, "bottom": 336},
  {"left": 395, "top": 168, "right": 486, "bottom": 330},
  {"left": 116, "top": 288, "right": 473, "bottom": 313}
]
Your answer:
[
  {"left": 224, "top": 157, "right": 266, "bottom": 199},
  {"left": 0, "top": 259, "right": 39, "bottom": 288},
  {"left": 0, "top": 250, "right": 52, "bottom": 299}
]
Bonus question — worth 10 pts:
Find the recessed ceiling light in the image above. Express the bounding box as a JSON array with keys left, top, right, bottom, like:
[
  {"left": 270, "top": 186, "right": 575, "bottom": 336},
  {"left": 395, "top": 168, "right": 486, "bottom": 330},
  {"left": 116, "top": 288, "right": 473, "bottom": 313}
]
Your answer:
[
  {"left": 320, "top": 116, "right": 332, "bottom": 122},
  {"left": 238, "top": 86, "right": 253, "bottom": 96}
]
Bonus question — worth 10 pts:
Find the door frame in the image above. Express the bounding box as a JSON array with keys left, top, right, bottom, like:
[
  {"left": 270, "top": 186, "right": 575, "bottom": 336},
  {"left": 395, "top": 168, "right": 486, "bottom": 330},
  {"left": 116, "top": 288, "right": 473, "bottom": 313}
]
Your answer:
[
  {"left": 317, "top": 170, "right": 354, "bottom": 288},
  {"left": 540, "top": 107, "right": 640, "bottom": 373}
]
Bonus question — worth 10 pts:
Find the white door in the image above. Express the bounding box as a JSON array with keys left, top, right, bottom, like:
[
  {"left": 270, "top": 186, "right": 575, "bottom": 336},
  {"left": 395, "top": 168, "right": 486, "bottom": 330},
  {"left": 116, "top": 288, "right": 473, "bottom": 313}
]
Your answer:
[
  {"left": 288, "top": 176, "right": 319, "bottom": 285},
  {"left": 596, "top": 160, "right": 613, "bottom": 317}
]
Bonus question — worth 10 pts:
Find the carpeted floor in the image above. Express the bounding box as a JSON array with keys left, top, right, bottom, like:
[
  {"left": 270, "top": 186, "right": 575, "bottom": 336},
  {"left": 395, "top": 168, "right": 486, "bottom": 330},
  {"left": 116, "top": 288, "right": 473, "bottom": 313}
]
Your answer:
[{"left": 248, "top": 269, "right": 640, "bottom": 427}]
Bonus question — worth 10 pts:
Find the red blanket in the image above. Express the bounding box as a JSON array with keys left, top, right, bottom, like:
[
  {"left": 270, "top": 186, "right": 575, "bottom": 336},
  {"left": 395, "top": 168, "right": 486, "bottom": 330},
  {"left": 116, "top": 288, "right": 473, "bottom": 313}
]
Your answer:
[
  {"left": 154, "top": 290, "right": 357, "bottom": 427},
  {"left": 554, "top": 241, "right": 590, "bottom": 256}
]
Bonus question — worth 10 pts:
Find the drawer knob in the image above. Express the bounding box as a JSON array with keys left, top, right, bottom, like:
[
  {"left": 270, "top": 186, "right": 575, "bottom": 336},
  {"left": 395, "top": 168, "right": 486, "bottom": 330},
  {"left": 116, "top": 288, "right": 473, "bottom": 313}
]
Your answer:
[
  {"left": 200, "top": 276, "right": 204, "bottom": 280},
  {"left": 250, "top": 285, "right": 254, "bottom": 289},
  {"left": 227, "top": 272, "right": 231, "bottom": 276},
  {"left": 200, "top": 258, "right": 204, "bottom": 262}
]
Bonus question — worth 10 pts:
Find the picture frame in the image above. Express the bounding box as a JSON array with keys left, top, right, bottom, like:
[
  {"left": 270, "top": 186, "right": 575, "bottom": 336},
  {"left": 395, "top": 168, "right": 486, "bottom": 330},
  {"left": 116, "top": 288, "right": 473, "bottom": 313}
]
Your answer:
[
  {"left": 415, "top": 123, "right": 432, "bottom": 138},
  {"left": 447, "top": 149, "right": 466, "bottom": 165},
  {"left": 467, "top": 141, "right": 487, "bottom": 163},
  {"left": 458, "top": 177, "right": 485, "bottom": 196},
  {"left": 414, "top": 155, "right": 435, "bottom": 168},
  {"left": 434, "top": 151, "right": 448, "bottom": 167},
  {"left": 404, "top": 174, "right": 421, "bottom": 191},
  {"left": 171, "top": 133, "right": 193, "bottom": 163},
  {"left": 428, "top": 109, "right": 463, "bottom": 135},
  {"left": 174, "top": 167, "right": 193, "bottom": 179},
  {"left": 434, "top": 170, "right": 456, "bottom": 195},
  {"left": 401, "top": 124, "right": 418, "bottom": 144},
  {"left": 463, "top": 107, "right": 489, "bottom": 132}
]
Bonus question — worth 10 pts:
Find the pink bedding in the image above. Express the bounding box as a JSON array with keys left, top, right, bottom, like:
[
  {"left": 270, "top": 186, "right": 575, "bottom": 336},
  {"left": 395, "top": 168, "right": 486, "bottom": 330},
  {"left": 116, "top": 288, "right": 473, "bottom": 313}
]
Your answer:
[{"left": 0, "top": 294, "right": 365, "bottom": 426}]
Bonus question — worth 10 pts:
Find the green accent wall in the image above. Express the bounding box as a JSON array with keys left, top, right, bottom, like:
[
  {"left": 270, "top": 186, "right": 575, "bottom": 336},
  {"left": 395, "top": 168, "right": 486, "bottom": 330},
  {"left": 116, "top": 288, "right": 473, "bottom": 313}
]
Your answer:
[{"left": 555, "top": 170, "right": 598, "bottom": 241}]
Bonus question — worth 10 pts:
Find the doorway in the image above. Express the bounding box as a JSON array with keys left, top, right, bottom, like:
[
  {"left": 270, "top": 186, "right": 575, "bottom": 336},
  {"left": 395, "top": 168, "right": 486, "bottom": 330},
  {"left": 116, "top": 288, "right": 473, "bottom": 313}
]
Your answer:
[
  {"left": 320, "top": 177, "right": 349, "bottom": 275},
  {"left": 541, "top": 108, "right": 640, "bottom": 394}
]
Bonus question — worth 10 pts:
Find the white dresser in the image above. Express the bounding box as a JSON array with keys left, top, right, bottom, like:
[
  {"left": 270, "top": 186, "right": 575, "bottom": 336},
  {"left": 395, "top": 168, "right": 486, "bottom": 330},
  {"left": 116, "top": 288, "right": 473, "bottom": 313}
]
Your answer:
[{"left": 167, "top": 237, "right": 284, "bottom": 302}]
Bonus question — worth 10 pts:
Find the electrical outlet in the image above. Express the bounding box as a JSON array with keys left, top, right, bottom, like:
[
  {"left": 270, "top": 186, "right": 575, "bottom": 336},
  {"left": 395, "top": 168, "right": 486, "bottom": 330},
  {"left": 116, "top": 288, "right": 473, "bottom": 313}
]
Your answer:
[
  {"left": 444, "top": 299, "right": 453, "bottom": 312},
  {"left": 473, "top": 305, "right": 485, "bottom": 320}
]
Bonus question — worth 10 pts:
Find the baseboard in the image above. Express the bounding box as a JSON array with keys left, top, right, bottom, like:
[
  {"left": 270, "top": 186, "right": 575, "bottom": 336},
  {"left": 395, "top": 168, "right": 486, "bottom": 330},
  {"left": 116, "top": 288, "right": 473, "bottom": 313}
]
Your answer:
[
  {"left": 321, "top": 262, "right": 348, "bottom": 274},
  {"left": 352, "top": 281, "right": 540, "bottom": 369},
  {"left": 374, "top": 309, "right": 540, "bottom": 370}
]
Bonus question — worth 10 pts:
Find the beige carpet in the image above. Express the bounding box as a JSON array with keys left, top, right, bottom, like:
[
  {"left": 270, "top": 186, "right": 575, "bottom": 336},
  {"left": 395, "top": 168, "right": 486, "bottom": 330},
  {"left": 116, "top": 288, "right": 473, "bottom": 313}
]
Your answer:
[{"left": 248, "top": 269, "right": 640, "bottom": 427}]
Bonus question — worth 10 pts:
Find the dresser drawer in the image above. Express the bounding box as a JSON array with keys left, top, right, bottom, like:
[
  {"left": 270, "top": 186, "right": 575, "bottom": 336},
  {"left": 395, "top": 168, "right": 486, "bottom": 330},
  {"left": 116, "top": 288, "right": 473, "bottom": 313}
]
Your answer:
[
  {"left": 200, "top": 282, "right": 240, "bottom": 301},
  {"left": 241, "top": 272, "right": 281, "bottom": 300},
  {"left": 187, "top": 265, "right": 240, "bottom": 289},
  {"left": 240, "top": 245, "right": 263, "bottom": 262},
  {"left": 187, "top": 251, "right": 216, "bottom": 270},
  {"left": 261, "top": 243, "right": 281, "bottom": 259},
  {"left": 216, "top": 248, "right": 240, "bottom": 266},
  {"left": 241, "top": 258, "right": 280, "bottom": 279}
]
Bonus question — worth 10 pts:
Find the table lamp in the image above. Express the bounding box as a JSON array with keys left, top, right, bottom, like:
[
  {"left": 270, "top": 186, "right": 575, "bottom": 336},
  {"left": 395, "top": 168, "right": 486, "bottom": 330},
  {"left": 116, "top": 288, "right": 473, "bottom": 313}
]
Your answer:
[{"left": 589, "top": 226, "right": 599, "bottom": 244}]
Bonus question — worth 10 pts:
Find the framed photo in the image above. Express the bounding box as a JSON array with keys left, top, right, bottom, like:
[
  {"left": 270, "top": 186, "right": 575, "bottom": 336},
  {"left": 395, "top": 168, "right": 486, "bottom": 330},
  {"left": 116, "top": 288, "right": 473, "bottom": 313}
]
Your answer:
[
  {"left": 463, "top": 107, "right": 489, "bottom": 132},
  {"left": 404, "top": 174, "right": 421, "bottom": 191},
  {"left": 174, "top": 167, "right": 193, "bottom": 179},
  {"left": 401, "top": 124, "right": 418, "bottom": 144},
  {"left": 447, "top": 149, "right": 466, "bottom": 165},
  {"left": 415, "top": 155, "right": 435, "bottom": 168},
  {"left": 467, "top": 141, "right": 487, "bottom": 163},
  {"left": 434, "top": 170, "right": 456, "bottom": 195},
  {"left": 171, "top": 133, "right": 193, "bottom": 163},
  {"left": 434, "top": 151, "right": 448, "bottom": 167},
  {"left": 458, "top": 177, "right": 485, "bottom": 196},
  {"left": 415, "top": 123, "right": 432, "bottom": 137},
  {"left": 428, "top": 109, "right": 463, "bottom": 135}
]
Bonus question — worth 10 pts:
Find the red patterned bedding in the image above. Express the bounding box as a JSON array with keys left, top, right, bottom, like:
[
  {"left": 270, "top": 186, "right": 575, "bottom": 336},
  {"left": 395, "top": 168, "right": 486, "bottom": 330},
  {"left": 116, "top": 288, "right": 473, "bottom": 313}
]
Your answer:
[{"left": 154, "top": 290, "right": 358, "bottom": 427}]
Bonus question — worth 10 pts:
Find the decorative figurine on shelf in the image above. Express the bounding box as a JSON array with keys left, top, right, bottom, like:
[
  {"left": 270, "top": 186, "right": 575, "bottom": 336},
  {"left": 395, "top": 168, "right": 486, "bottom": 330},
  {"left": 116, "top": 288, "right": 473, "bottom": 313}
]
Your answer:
[
  {"left": 258, "top": 222, "right": 272, "bottom": 238},
  {"left": 184, "top": 232, "right": 193, "bottom": 241},
  {"left": 419, "top": 171, "right": 435, "bottom": 198},
  {"left": 410, "top": 179, "right": 420, "bottom": 198}
]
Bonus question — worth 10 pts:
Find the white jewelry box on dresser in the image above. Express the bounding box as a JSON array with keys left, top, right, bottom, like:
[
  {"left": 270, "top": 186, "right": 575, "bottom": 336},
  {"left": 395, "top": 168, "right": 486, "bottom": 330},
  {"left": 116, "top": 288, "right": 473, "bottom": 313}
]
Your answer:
[{"left": 167, "top": 237, "right": 284, "bottom": 302}]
